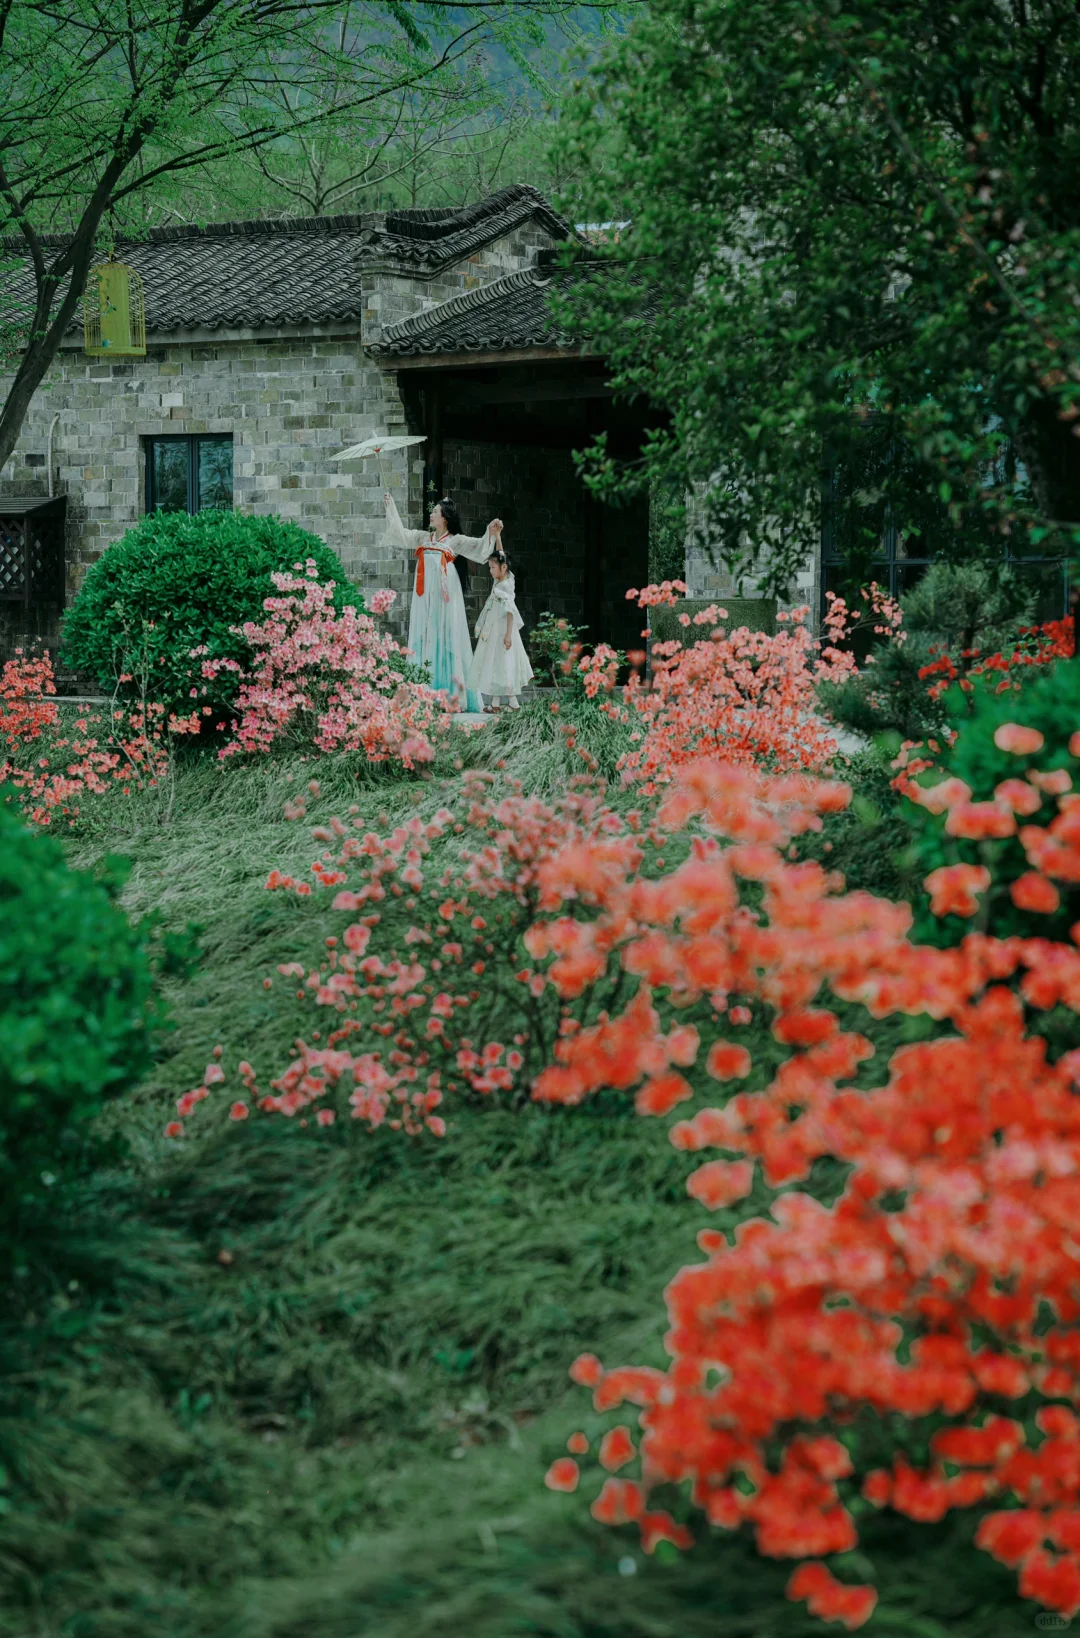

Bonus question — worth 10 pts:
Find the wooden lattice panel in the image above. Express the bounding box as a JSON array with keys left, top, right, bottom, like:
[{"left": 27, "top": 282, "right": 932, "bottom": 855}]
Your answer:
[
  {"left": 0, "top": 518, "right": 27, "bottom": 599},
  {"left": 0, "top": 499, "right": 66, "bottom": 608}
]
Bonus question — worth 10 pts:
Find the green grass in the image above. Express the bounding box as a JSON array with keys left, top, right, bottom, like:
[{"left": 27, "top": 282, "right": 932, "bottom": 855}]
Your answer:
[{"left": 0, "top": 718, "right": 1035, "bottom": 1636}]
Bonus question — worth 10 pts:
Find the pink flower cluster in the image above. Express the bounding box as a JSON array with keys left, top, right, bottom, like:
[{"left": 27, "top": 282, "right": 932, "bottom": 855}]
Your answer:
[
  {"left": 202, "top": 563, "right": 450, "bottom": 767},
  {"left": 1, "top": 650, "right": 201, "bottom": 825},
  {"left": 614, "top": 591, "right": 858, "bottom": 791}
]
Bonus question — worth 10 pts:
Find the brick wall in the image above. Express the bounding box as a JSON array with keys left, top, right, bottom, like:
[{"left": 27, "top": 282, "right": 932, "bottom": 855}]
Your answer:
[
  {"left": 442, "top": 438, "right": 588, "bottom": 645},
  {"left": 361, "top": 224, "right": 557, "bottom": 346},
  {"left": 684, "top": 485, "right": 819, "bottom": 618}
]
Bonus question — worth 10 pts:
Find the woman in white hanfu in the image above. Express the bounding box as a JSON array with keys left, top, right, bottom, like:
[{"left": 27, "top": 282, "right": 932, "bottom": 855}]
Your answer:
[
  {"left": 467, "top": 547, "right": 534, "bottom": 712},
  {"left": 383, "top": 491, "right": 500, "bottom": 711}
]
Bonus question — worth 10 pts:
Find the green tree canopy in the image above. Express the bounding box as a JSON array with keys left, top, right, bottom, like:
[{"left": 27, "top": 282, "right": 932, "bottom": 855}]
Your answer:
[{"left": 556, "top": 0, "right": 1080, "bottom": 597}]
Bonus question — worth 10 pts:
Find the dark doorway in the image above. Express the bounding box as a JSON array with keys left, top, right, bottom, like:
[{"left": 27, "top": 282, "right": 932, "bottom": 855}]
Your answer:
[{"left": 396, "top": 357, "right": 660, "bottom": 654}]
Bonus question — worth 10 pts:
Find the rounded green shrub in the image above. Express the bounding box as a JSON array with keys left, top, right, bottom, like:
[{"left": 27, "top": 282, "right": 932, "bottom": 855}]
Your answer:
[
  {"left": 0, "top": 805, "right": 155, "bottom": 1234},
  {"left": 61, "top": 510, "right": 350, "bottom": 719}
]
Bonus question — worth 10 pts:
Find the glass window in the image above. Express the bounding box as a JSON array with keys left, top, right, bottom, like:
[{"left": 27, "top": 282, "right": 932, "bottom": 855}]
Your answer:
[
  {"left": 197, "top": 438, "right": 233, "bottom": 511},
  {"left": 145, "top": 436, "right": 232, "bottom": 514},
  {"left": 149, "top": 438, "right": 188, "bottom": 513}
]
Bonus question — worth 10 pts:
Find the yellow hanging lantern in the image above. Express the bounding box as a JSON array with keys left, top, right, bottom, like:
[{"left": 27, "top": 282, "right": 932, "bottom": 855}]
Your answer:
[{"left": 83, "top": 260, "right": 146, "bottom": 357}]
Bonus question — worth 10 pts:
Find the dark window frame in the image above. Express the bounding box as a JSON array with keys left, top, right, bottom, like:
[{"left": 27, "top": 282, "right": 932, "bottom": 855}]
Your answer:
[{"left": 144, "top": 433, "right": 234, "bottom": 514}]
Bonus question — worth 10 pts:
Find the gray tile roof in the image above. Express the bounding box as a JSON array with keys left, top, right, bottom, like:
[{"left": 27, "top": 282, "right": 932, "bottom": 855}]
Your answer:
[
  {"left": 373, "top": 266, "right": 576, "bottom": 357},
  {"left": 372, "top": 257, "right": 658, "bottom": 360},
  {"left": 0, "top": 185, "right": 574, "bottom": 335}
]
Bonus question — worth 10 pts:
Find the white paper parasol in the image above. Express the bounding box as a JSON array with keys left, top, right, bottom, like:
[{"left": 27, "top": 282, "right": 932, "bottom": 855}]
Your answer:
[{"left": 337, "top": 432, "right": 426, "bottom": 494}]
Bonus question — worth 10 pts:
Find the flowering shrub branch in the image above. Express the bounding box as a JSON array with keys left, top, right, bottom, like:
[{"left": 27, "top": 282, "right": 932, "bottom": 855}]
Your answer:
[
  {"left": 1, "top": 650, "right": 200, "bottom": 826},
  {"left": 198, "top": 564, "right": 450, "bottom": 769},
  {"left": 920, "top": 618, "right": 1074, "bottom": 702},
  {"left": 168, "top": 761, "right": 667, "bottom": 1138},
  {"left": 609, "top": 585, "right": 859, "bottom": 790}
]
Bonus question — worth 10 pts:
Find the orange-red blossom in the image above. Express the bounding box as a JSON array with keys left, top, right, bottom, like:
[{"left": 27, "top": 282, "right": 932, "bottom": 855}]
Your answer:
[{"left": 521, "top": 756, "right": 1080, "bottom": 1626}]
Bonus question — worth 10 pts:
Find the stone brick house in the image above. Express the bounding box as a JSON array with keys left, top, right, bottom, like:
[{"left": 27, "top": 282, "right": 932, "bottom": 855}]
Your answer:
[{"left": 0, "top": 184, "right": 671, "bottom": 656}]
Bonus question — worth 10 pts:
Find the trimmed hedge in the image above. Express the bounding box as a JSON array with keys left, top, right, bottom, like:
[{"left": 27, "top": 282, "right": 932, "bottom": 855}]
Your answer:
[
  {"left": 0, "top": 806, "right": 155, "bottom": 1238},
  {"left": 61, "top": 510, "right": 350, "bottom": 719}
]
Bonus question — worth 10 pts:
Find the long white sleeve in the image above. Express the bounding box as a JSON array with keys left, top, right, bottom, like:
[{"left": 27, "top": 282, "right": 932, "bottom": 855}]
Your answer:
[
  {"left": 384, "top": 493, "right": 428, "bottom": 553},
  {"left": 449, "top": 529, "right": 495, "bottom": 565}
]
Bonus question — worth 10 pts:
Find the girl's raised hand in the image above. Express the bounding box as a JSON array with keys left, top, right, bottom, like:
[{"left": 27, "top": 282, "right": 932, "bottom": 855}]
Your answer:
[{"left": 489, "top": 518, "right": 503, "bottom": 536}]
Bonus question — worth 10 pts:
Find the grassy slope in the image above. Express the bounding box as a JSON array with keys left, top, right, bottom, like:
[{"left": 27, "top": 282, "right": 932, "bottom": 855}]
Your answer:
[{"left": 0, "top": 711, "right": 1030, "bottom": 1636}]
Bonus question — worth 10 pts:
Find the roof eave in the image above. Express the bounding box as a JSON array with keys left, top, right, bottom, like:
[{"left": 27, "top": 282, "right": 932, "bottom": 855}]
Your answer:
[{"left": 377, "top": 343, "right": 587, "bottom": 370}]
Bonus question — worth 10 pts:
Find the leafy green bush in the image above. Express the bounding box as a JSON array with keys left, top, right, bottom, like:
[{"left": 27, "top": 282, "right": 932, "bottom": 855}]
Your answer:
[
  {"left": 818, "top": 633, "right": 948, "bottom": 742},
  {"left": 901, "top": 658, "right": 1080, "bottom": 945},
  {"left": 529, "top": 611, "right": 590, "bottom": 686},
  {"left": 0, "top": 806, "right": 155, "bottom": 1242},
  {"left": 61, "top": 510, "right": 349, "bottom": 719},
  {"left": 901, "top": 560, "right": 1036, "bottom": 655}
]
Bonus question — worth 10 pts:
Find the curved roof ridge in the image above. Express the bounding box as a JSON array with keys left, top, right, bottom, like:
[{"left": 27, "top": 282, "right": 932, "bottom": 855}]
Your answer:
[
  {"left": 384, "top": 184, "right": 564, "bottom": 242},
  {"left": 0, "top": 184, "right": 573, "bottom": 258},
  {"left": 377, "top": 265, "right": 552, "bottom": 347},
  {"left": 0, "top": 186, "right": 577, "bottom": 335},
  {"left": 0, "top": 212, "right": 369, "bottom": 255}
]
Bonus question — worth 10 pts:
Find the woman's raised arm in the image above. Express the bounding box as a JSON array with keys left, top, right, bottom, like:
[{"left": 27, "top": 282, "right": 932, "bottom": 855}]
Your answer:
[
  {"left": 453, "top": 518, "right": 501, "bottom": 565},
  {"left": 384, "top": 492, "right": 428, "bottom": 552}
]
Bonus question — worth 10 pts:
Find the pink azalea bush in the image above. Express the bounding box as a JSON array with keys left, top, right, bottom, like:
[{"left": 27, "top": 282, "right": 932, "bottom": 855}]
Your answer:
[
  {"left": 199, "top": 563, "right": 451, "bottom": 768},
  {"left": 168, "top": 763, "right": 653, "bottom": 1137},
  {"left": 1, "top": 650, "right": 201, "bottom": 826},
  {"left": 572, "top": 584, "right": 865, "bottom": 792}
]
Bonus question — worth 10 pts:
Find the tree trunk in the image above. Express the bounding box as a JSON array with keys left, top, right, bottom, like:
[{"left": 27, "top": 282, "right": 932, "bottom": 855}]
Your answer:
[{"left": 0, "top": 157, "right": 131, "bottom": 473}]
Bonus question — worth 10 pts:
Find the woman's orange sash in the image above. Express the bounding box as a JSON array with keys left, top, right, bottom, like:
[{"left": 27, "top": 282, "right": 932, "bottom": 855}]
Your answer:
[{"left": 415, "top": 540, "right": 454, "bottom": 597}]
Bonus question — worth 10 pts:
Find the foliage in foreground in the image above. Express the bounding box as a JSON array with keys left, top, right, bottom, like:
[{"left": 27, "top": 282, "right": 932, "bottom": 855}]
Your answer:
[
  {"left": 0, "top": 696, "right": 1047, "bottom": 1636},
  {"left": 0, "top": 802, "right": 155, "bottom": 1247},
  {"left": 529, "top": 667, "right": 1080, "bottom": 1624},
  {"left": 216, "top": 650, "right": 1080, "bottom": 1625},
  {"left": 2, "top": 1092, "right": 1023, "bottom": 1638}
]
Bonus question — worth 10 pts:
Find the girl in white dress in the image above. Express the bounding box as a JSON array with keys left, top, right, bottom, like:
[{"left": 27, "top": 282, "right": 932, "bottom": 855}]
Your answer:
[
  {"left": 383, "top": 491, "right": 501, "bottom": 712},
  {"left": 467, "top": 549, "right": 534, "bottom": 712}
]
